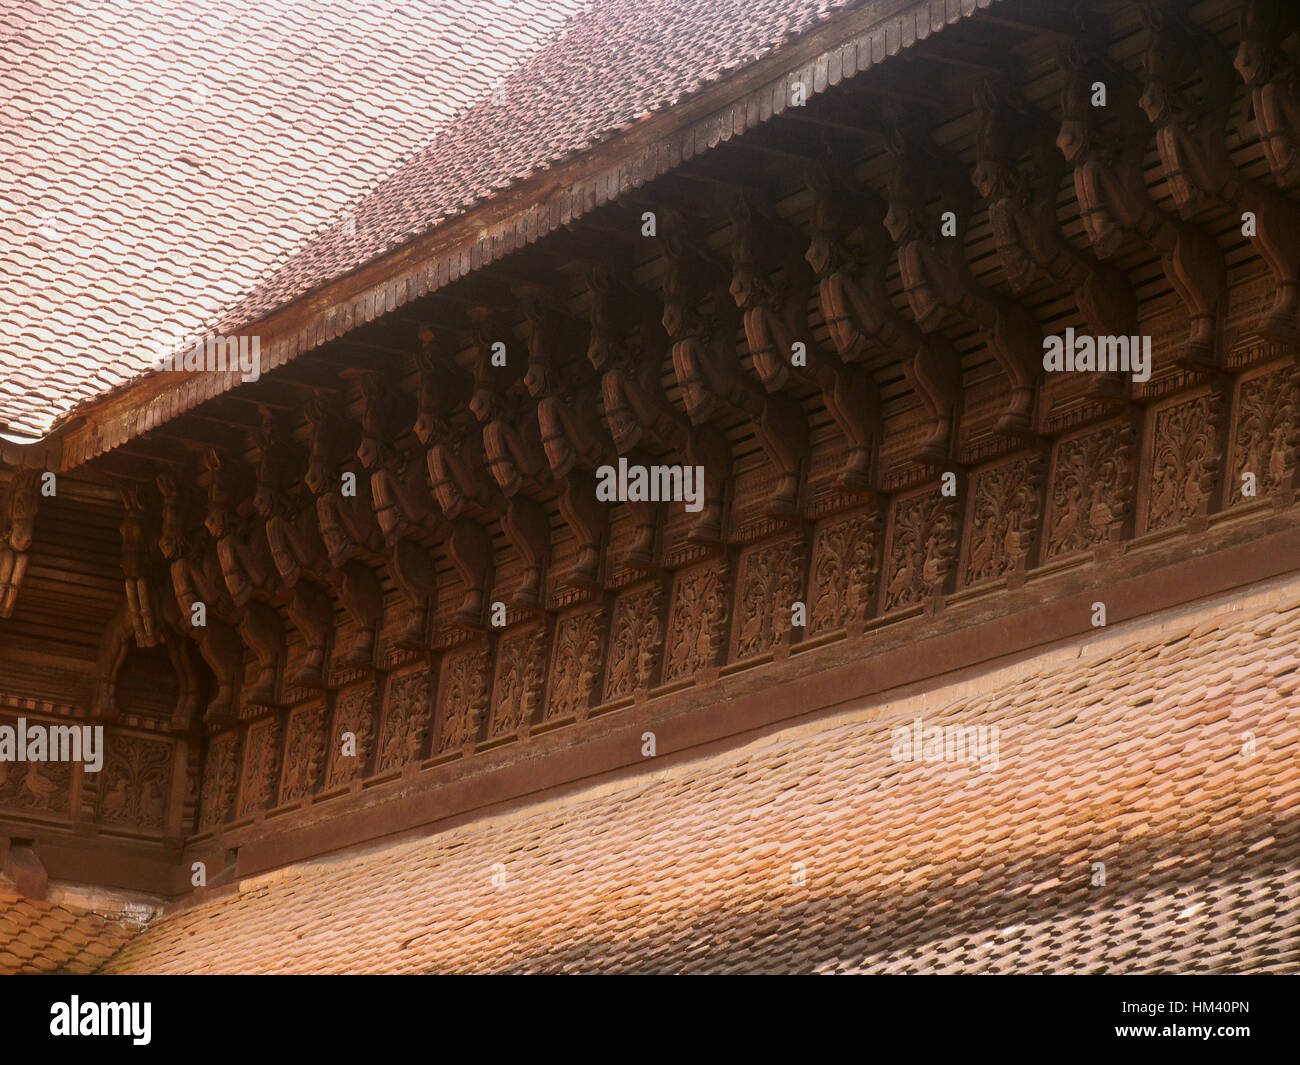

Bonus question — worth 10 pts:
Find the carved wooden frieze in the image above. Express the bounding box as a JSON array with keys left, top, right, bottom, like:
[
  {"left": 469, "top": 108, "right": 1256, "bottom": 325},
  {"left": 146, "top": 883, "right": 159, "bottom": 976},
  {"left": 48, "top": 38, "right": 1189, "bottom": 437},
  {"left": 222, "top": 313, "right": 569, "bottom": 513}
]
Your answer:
[
  {"left": 279, "top": 704, "right": 329, "bottom": 803},
  {"left": 732, "top": 537, "right": 805, "bottom": 660},
  {"left": 604, "top": 584, "right": 665, "bottom": 700},
  {"left": 1227, "top": 363, "right": 1299, "bottom": 504},
  {"left": 435, "top": 647, "right": 491, "bottom": 753},
  {"left": 1143, "top": 391, "right": 1223, "bottom": 532},
  {"left": 545, "top": 608, "right": 605, "bottom": 722},
  {"left": 663, "top": 560, "right": 730, "bottom": 683},
  {"left": 808, "top": 510, "right": 880, "bottom": 635},
  {"left": 326, "top": 686, "right": 377, "bottom": 787},
  {"left": 1044, "top": 423, "right": 1136, "bottom": 561},
  {"left": 490, "top": 626, "right": 549, "bottom": 737},
  {"left": 98, "top": 734, "right": 170, "bottom": 831},
  {"left": 882, "top": 491, "right": 959, "bottom": 611},
  {"left": 236, "top": 717, "right": 281, "bottom": 819},
  {"left": 198, "top": 731, "right": 241, "bottom": 830},
  {"left": 962, "top": 457, "right": 1043, "bottom": 587},
  {"left": 376, "top": 669, "right": 435, "bottom": 772}
]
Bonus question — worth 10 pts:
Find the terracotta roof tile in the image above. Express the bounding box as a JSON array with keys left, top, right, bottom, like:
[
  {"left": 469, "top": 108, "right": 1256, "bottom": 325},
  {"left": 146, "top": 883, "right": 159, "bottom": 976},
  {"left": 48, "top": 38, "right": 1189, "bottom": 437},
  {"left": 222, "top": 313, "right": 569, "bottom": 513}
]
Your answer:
[
  {"left": 0, "top": 0, "right": 591, "bottom": 437},
  {"left": 100, "top": 579, "right": 1300, "bottom": 974},
  {"left": 0, "top": 886, "right": 142, "bottom": 974}
]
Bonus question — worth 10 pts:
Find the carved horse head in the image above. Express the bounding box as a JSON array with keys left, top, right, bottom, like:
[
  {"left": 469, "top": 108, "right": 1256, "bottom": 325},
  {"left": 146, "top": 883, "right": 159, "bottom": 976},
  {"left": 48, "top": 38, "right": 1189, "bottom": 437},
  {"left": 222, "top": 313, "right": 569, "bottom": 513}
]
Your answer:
[
  {"left": 2, "top": 468, "right": 39, "bottom": 553},
  {"left": 303, "top": 394, "right": 341, "bottom": 497},
  {"left": 1236, "top": 0, "right": 1295, "bottom": 87}
]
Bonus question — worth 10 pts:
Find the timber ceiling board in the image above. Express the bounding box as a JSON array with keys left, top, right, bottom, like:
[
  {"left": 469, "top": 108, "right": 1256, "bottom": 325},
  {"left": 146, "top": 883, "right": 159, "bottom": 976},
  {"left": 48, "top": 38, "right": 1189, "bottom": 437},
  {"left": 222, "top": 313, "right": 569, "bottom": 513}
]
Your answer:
[{"left": 99, "top": 580, "right": 1300, "bottom": 974}]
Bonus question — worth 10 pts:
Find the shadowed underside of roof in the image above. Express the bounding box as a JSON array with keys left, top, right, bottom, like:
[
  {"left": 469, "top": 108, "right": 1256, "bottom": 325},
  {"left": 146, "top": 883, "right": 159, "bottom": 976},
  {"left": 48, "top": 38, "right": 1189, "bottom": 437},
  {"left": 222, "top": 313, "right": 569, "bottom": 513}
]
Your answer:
[{"left": 100, "top": 577, "right": 1300, "bottom": 975}]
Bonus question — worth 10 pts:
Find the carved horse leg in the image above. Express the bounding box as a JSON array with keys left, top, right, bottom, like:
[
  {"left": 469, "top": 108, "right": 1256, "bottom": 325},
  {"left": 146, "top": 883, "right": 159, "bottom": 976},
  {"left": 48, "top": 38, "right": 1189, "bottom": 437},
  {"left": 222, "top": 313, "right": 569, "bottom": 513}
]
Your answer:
[
  {"left": 557, "top": 471, "right": 606, "bottom": 586},
  {"left": 684, "top": 423, "right": 730, "bottom": 543},
  {"left": 197, "top": 619, "right": 243, "bottom": 723},
  {"left": 501, "top": 496, "right": 549, "bottom": 606},
  {"left": 238, "top": 600, "right": 283, "bottom": 705},
  {"left": 444, "top": 517, "right": 494, "bottom": 627},
  {"left": 389, "top": 539, "right": 438, "bottom": 649},
  {"left": 288, "top": 578, "right": 334, "bottom": 688},
  {"left": 336, "top": 560, "right": 382, "bottom": 668}
]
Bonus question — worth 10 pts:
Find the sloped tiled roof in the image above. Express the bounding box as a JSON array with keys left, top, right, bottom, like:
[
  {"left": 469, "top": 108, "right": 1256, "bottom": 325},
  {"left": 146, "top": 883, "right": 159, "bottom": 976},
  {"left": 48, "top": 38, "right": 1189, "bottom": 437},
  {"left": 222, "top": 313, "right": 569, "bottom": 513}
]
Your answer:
[
  {"left": 100, "top": 578, "right": 1300, "bottom": 974},
  {"left": 0, "top": 883, "right": 142, "bottom": 974},
  {"left": 0, "top": 0, "right": 588, "bottom": 438},
  {"left": 4, "top": 0, "right": 988, "bottom": 452}
]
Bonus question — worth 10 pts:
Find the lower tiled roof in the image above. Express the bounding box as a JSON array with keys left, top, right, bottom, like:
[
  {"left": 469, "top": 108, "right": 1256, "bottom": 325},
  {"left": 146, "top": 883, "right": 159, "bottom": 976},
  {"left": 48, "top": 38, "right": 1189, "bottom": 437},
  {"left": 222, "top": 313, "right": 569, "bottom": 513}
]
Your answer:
[
  {"left": 0, "top": 885, "right": 141, "bottom": 974},
  {"left": 101, "top": 579, "right": 1300, "bottom": 974}
]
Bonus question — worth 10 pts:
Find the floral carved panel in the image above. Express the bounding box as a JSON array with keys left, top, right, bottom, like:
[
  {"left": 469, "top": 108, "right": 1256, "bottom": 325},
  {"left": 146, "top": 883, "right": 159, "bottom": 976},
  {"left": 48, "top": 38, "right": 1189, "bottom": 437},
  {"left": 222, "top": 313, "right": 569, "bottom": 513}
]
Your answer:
[
  {"left": 663, "top": 561, "right": 729, "bottom": 683},
  {"left": 732, "top": 537, "right": 805, "bottom": 660},
  {"left": 546, "top": 608, "right": 605, "bottom": 722}
]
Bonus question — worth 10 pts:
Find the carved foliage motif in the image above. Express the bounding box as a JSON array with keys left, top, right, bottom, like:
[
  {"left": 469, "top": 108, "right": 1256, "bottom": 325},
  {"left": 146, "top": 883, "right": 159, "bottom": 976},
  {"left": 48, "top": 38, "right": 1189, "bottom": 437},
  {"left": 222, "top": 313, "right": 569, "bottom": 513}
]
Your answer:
[
  {"left": 809, "top": 513, "right": 879, "bottom": 634},
  {"left": 327, "top": 687, "right": 377, "bottom": 787},
  {"left": 377, "top": 670, "right": 433, "bottom": 772},
  {"left": 99, "top": 735, "right": 170, "bottom": 830},
  {"left": 605, "top": 586, "right": 664, "bottom": 700},
  {"left": 490, "top": 628, "right": 548, "bottom": 736},
  {"left": 1148, "top": 394, "right": 1220, "bottom": 530},
  {"left": 734, "top": 538, "right": 805, "bottom": 659},
  {"left": 964, "top": 459, "right": 1041, "bottom": 585},
  {"left": 1045, "top": 425, "right": 1135, "bottom": 560},
  {"left": 883, "top": 495, "right": 957, "bottom": 610},
  {"left": 663, "top": 562, "right": 729, "bottom": 682},
  {"left": 198, "top": 731, "right": 240, "bottom": 830},
  {"left": 236, "top": 718, "right": 281, "bottom": 818},
  {"left": 1230, "top": 367, "right": 1298, "bottom": 503},
  {"left": 280, "top": 704, "right": 328, "bottom": 802},
  {"left": 438, "top": 648, "right": 490, "bottom": 752},
  {"left": 546, "top": 609, "right": 605, "bottom": 721}
]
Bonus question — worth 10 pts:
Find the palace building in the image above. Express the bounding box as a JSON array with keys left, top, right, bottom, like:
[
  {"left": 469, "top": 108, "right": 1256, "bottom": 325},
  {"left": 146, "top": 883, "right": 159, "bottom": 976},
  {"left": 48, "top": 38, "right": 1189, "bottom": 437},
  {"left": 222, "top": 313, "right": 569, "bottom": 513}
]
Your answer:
[{"left": 1, "top": 0, "right": 1296, "bottom": 973}]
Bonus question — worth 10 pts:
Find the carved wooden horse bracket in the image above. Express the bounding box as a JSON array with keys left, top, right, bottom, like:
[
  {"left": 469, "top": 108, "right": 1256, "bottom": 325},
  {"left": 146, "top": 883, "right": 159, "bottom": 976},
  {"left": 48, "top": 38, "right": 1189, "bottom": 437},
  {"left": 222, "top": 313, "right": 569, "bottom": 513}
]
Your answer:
[
  {"left": 586, "top": 261, "right": 731, "bottom": 558},
  {"left": 1139, "top": 0, "right": 1300, "bottom": 341},
  {"left": 1055, "top": 22, "right": 1227, "bottom": 368},
  {"left": 659, "top": 207, "right": 809, "bottom": 516},
  {"left": 805, "top": 158, "right": 960, "bottom": 464},
  {"left": 882, "top": 117, "right": 1042, "bottom": 439},
  {"left": 728, "top": 192, "right": 878, "bottom": 492},
  {"left": 0, "top": 467, "right": 38, "bottom": 619},
  {"left": 1236, "top": 0, "right": 1300, "bottom": 190},
  {"left": 415, "top": 327, "right": 549, "bottom": 609}
]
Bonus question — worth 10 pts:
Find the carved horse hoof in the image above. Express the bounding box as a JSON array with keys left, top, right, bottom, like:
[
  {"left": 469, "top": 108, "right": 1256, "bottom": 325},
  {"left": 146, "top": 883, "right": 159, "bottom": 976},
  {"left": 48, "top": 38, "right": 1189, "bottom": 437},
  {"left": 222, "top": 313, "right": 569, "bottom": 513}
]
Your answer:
[
  {"left": 569, "top": 550, "right": 602, "bottom": 589},
  {"left": 293, "top": 664, "right": 328, "bottom": 690},
  {"left": 835, "top": 451, "right": 874, "bottom": 496},
  {"left": 764, "top": 476, "right": 802, "bottom": 520}
]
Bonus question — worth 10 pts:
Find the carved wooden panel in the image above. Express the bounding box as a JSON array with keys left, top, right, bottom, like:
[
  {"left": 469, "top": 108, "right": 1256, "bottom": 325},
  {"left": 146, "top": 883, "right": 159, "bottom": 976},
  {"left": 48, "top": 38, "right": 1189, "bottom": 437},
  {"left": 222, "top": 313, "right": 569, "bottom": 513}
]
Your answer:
[
  {"left": 279, "top": 704, "right": 328, "bottom": 803},
  {"left": 1143, "top": 392, "right": 1222, "bottom": 533},
  {"left": 663, "top": 560, "right": 730, "bottom": 683},
  {"left": 1227, "top": 363, "right": 1298, "bottom": 505},
  {"left": 882, "top": 491, "right": 958, "bottom": 611},
  {"left": 1043, "top": 423, "right": 1135, "bottom": 561},
  {"left": 376, "top": 669, "right": 434, "bottom": 772},
  {"left": 236, "top": 717, "right": 281, "bottom": 819},
  {"left": 545, "top": 608, "right": 605, "bottom": 722},
  {"left": 732, "top": 536, "right": 805, "bottom": 660},
  {"left": 0, "top": 714, "right": 73, "bottom": 817},
  {"left": 98, "top": 734, "right": 170, "bottom": 832},
  {"left": 198, "top": 731, "right": 240, "bottom": 830},
  {"left": 326, "top": 686, "right": 377, "bottom": 787},
  {"left": 604, "top": 584, "right": 665, "bottom": 700},
  {"left": 962, "top": 457, "right": 1042, "bottom": 587},
  {"left": 435, "top": 647, "right": 491, "bottom": 753},
  {"left": 808, "top": 510, "right": 879, "bottom": 635},
  {"left": 489, "top": 627, "right": 549, "bottom": 737}
]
